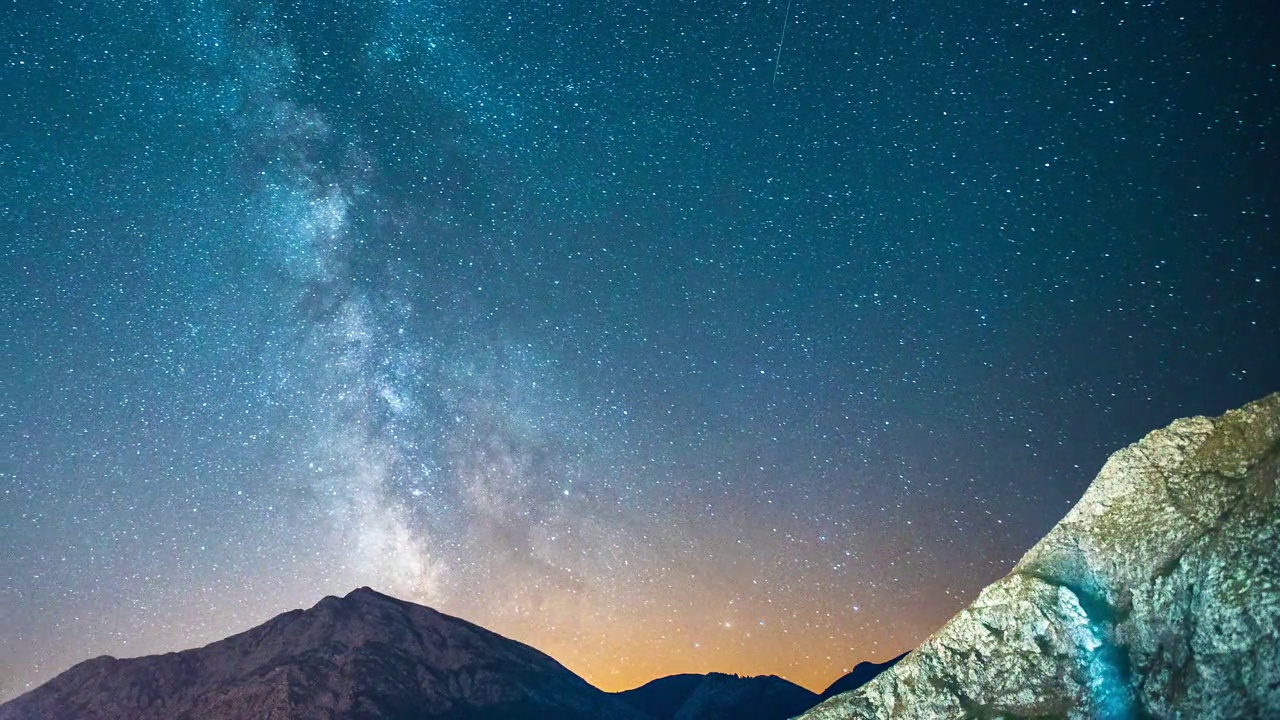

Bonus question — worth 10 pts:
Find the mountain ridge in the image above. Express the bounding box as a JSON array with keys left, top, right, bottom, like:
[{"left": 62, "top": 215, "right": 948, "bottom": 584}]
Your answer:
[
  {"left": 614, "top": 671, "right": 820, "bottom": 720},
  {"left": 0, "top": 586, "right": 649, "bottom": 720},
  {"left": 0, "top": 586, "right": 893, "bottom": 720}
]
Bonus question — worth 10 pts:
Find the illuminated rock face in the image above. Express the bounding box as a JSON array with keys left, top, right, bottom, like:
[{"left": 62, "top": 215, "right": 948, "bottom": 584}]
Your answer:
[{"left": 801, "top": 393, "right": 1280, "bottom": 720}]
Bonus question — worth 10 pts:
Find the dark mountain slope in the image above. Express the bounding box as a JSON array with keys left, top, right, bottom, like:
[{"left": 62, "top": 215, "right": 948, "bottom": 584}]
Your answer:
[
  {"left": 614, "top": 673, "right": 707, "bottom": 719},
  {"left": 616, "top": 672, "right": 816, "bottom": 720},
  {"left": 817, "top": 652, "right": 907, "bottom": 701}
]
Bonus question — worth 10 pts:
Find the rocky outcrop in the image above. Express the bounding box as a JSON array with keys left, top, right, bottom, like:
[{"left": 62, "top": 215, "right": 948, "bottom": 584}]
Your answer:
[
  {"left": 802, "top": 392, "right": 1280, "bottom": 720},
  {"left": 616, "top": 672, "right": 817, "bottom": 720},
  {"left": 0, "top": 587, "right": 649, "bottom": 720}
]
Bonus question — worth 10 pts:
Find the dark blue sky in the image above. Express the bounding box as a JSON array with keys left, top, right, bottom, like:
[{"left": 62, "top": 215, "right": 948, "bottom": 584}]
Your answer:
[{"left": 3, "top": 0, "right": 1278, "bottom": 697}]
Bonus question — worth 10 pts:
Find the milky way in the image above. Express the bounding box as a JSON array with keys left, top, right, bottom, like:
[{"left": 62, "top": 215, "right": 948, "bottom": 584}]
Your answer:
[{"left": 3, "top": 0, "right": 1278, "bottom": 700}]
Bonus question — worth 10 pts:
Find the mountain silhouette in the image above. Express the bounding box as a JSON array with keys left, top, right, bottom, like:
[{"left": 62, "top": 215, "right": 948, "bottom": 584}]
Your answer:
[
  {"left": 0, "top": 587, "right": 648, "bottom": 720},
  {"left": 816, "top": 652, "right": 907, "bottom": 701},
  {"left": 615, "top": 671, "right": 817, "bottom": 720},
  {"left": 614, "top": 674, "right": 707, "bottom": 719}
]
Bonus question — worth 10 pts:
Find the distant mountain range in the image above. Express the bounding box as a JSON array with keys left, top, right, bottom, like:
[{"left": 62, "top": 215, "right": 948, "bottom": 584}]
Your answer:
[
  {"left": 0, "top": 587, "right": 896, "bottom": 720},
  {"left": 614, "top": 671, "right": 816, "bottom": 720},
  {"left": 609, "top": 652, "right": 904, "bottom": 720}
]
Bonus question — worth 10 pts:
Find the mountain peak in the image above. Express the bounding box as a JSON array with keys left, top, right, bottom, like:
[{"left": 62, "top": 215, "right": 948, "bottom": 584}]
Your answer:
[
  {"left": 344, "top": 585, "right": 390, "bottom": 600},
  {"left": 0, "top": 588, "right": 648, "bottom": 720},
  {"left": 334, "top": 585, "right": 409, "bottom": 611}
]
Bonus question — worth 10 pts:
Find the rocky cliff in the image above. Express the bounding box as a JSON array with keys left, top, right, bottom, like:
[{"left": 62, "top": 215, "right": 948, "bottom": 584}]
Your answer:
[
  {"left": 801, "top": 392, "right": 1280, "bottom": 720},
  {"left": 0, "top": 587, "right": 649, "bottom": 720}
]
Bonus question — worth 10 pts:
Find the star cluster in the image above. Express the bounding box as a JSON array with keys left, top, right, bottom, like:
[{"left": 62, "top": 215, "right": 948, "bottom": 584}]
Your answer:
[{"left": 3, "top": 0, "right": 1277, "bottom": 700}]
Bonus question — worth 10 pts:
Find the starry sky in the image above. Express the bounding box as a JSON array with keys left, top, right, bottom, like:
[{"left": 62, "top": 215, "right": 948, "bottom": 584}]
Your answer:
[{"left": 2, "top": 0, "right": 1278, "bottom": 701}]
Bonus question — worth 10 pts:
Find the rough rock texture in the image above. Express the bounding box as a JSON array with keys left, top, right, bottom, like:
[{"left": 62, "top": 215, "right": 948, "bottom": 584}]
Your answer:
[
  {"left": 0, "top": 587, "right": 649, "bottom": 720},
  {"left": 615, "top": 672, "right": 817, "bottom": 720},
  {"left": 801, "top": 392, "right": 1280, "bottom": 720}
]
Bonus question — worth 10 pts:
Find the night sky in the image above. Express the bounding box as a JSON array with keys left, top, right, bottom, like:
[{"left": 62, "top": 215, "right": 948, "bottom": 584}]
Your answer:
[{"left": 3, "top": 0, "right": 1278, "bottom": 701}]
